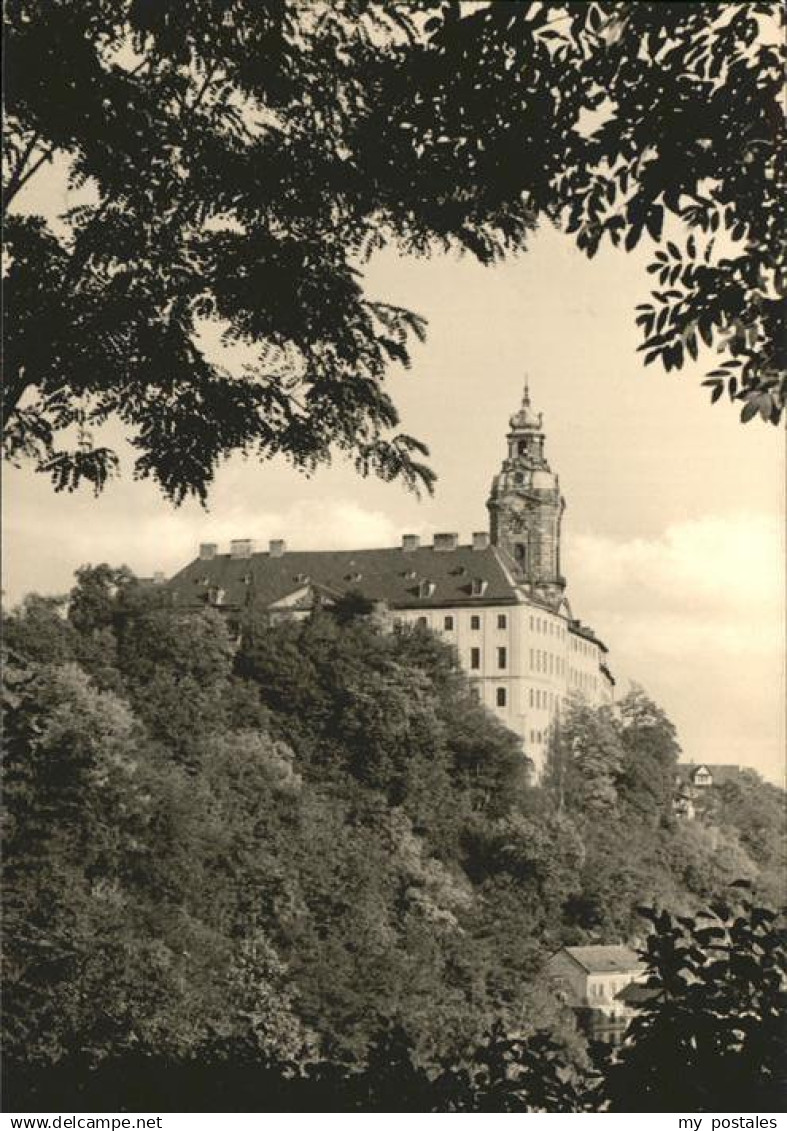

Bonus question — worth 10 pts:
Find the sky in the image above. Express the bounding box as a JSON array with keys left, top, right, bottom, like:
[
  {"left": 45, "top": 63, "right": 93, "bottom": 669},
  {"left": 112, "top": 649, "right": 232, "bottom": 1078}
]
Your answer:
[{"left": 3, "top": 218, "right": 785, "bottom": 784}]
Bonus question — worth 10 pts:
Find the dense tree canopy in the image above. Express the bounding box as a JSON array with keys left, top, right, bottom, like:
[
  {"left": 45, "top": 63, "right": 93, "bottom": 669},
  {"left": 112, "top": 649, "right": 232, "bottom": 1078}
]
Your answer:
[
  {"left": 3, "top": 568, "right": 785, "bottom": 1109},
  {"left": 3, "top": 2, "right": 783, "bottom": 502}
]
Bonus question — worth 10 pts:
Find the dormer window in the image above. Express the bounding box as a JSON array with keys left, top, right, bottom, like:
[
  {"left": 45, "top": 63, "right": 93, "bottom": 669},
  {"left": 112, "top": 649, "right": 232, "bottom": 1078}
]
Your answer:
[
  {"left": 418, "top": 579, "right": 436, "bottom": 598},
  {"left": 207, "top": 586, "right": 225, "bottom": 606},
  {"left": 345, "top": 571, "right": 363, "bottom": 582},
  {"left": 293, "top": 573, "right": 310, "bottom": 584},
  {"left": 471, "top": 578, "right": 488, "bottom": 597}
]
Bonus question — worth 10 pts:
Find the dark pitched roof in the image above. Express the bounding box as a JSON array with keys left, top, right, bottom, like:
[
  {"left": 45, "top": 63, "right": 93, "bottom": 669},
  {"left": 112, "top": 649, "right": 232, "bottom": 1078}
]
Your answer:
[
  {"left": 675, "top": 763, "right": 742, "bottom": 786},
  {"left": 615, "top": 982, "right": 657, "bottom": 1005},
  {"left": 168, "top": 544, "right": 522, "bottom": 612},
  {"left": 562, "top": 946, "right": 644, "bottom": 974},
  {"left": 570, "top": 621, "right": 609, "bottom": 653}
]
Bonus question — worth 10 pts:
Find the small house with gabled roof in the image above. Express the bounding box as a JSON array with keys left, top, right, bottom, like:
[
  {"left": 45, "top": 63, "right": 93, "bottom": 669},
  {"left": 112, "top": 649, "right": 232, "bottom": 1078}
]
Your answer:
[
  {"left": 547, "top": 945, "right": 646, "bottom": 1020},
  {"left": 675, "top": 763, "right": 742, "bottom": 790}
]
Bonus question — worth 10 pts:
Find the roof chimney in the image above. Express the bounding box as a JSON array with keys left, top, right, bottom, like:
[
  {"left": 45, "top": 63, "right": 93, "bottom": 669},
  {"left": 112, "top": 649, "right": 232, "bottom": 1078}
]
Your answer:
[
  {"left": 199, "top": 543, "right": 217, "bottom": 561},
  {"left": 269, "top": 539, "right": 286, "bottom": 558},
  {"left": 230, "top": 539, "right": 256, "bottom": 559},
  {"left": 401, "top": 534, "right": 420, "bottom": 552},
  {"left": 472, "top": 532, "right": 490, "bottom": 551},
  {"left": 433, "top": 533, "right": 458, "bottom": 552}
]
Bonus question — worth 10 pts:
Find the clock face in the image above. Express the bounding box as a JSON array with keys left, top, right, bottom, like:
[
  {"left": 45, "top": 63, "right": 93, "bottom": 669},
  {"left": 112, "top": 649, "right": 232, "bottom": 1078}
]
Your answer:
[{"left": 504, "top": 511, "right": 531, "bottom": 536}]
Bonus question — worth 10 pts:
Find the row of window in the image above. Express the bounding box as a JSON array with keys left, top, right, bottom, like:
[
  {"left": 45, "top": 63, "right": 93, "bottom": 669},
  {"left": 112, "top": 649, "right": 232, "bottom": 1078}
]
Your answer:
[
  {"left": 570, "top": 669, "right": 598, "bottom": 693},
  {"left": 571, "top": 636, "right": 596, "bottom": 657},
  {"left": 529, "top": 687, "right": 558, "bottom": 711},
  {"left": 416, "top": 578, "right": 492, "bottom": 598},
  {"left": 418, "top": 613, "right": 508, "bottom": 631},
  {"left": 529, "top": 615, "right": 565, "bottom": 640},
  {"left": 470, "top": 646, "right": 507, "bottom": 671},
  {"left": 471, "top": 683, "right": 565, "bottom": 718},
  {"left": 530, "top": 649, "right": 564, "bottom": 676},
  {"left": 588, "top": 980, "right": 628, "bottom": 1000},
  {"left": 468, "top": 686, "right": 508, "bottom": 707}
]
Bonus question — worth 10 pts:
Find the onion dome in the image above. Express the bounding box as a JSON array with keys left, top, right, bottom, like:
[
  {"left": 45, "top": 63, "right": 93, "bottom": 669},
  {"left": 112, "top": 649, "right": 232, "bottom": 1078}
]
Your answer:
[{"left": 509, "top": 379, "right": 543, "bottom": 431}]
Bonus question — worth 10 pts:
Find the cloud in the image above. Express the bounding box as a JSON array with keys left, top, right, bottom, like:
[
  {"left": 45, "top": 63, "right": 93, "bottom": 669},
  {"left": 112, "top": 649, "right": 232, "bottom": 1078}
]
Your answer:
[
  {"left": 2, "top": 487, "right": 411, "bottom": 602},
  {"left": 567, "top": 513, "right": 782, "bottom": 621},
  {"left": 564, "top": 514, "right": 785, "bottom": 782}
]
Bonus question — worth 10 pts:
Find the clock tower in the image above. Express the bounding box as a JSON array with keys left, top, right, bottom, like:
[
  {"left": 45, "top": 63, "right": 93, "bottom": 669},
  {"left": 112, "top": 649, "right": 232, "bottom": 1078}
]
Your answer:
[{"left": 487, "top": 381, "right": 566, "bottom": 608}]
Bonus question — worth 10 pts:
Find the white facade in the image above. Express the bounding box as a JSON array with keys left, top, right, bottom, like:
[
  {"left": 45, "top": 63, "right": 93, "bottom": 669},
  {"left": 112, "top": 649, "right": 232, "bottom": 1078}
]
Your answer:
[{"left": 393, "top": 598, "right": 612, "bottom": 777}]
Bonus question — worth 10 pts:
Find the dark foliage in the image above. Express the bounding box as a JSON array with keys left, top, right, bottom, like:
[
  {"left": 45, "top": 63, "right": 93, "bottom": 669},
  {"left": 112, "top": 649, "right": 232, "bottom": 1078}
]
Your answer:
[
  {"left": 2, "top": 570, "right": 785, "bottom": 1110},
  {"left": 4, "top": 3, "right": 783, "bottom": 502}
]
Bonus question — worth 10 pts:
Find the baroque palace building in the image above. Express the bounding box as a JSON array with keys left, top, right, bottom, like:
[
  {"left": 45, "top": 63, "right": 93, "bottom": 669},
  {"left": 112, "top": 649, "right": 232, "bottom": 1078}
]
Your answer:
[{"left": 168, "top": 383, "right": 614, "bottom": 777}]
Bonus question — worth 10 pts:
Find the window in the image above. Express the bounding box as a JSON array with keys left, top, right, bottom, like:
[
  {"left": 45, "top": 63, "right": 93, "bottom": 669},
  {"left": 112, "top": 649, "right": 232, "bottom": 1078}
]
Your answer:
[
  {"left": 417, "top": 616, "right": 428, "bottom": 627},
  {"left": 469, "top": 684, "right": 480, "bottom": 703},
  {"left": 497, "top": 647, "right": 507, "bottom": 670},
  {"left": 529, "top": 688, "right": 534, "bottom": 708},
  {"left": 444, "top": 615, "right": 454, "bottom": 631},
  {"left": 470, "top": 647, "right": 481, "bottom": 670},
  {"left": 471, "top": 615, "right": 481, "bottom": 630},
  {"left": 529, "top": 616, "right": 534, "bottom": 630},
  {"left": 496, "top": 687, "right": 507, "bottom": 707},
  {"left": 530, "top": 649, "right": 534, "bottom": 669},
  {"left": 497, "top": 613, "right": 507, "bottom": 629}
]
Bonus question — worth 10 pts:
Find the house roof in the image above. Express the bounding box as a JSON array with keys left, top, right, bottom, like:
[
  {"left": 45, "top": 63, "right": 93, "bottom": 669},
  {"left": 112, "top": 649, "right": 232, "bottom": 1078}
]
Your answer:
[
  {"left": 561, "top": 946, "right": 644, "bottom": 974},
  {"left": 569, "top": 621, "right": 609, "bottom": 653},
  {"left": 615, "top": 982, "right": 656, "bottom": 1005},
  {"left": 675, "top": 763, "right": 742, "bottom": 786},
  {"left": 167, "top": 544, "right": 524, "bottom": 612}
]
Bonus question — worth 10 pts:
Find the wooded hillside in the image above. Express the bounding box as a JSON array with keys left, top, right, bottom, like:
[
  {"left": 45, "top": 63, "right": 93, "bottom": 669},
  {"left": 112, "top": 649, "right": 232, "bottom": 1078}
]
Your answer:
[{"left": 3, "top": 567, "right": 785, "bottom": 1110}]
